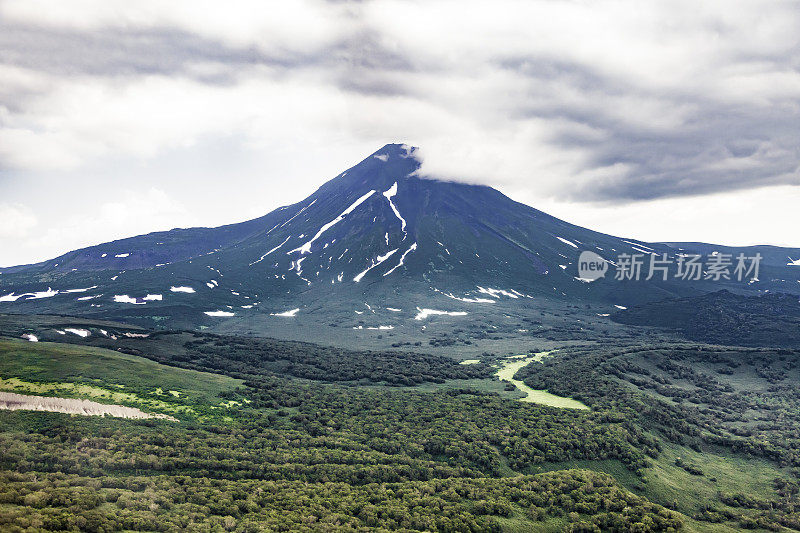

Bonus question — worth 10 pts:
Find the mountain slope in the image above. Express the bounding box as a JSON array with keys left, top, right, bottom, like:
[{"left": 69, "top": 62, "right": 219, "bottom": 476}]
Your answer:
[
  {"left": 612, "top": 290, "right": 800, "bottom": 347},
  {"left": 1, "top": 143, "right": 799, "bottom": 337}
]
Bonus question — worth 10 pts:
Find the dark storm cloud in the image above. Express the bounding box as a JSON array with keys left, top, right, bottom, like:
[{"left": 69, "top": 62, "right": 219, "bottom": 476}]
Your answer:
[
  {"left": 0, "top": 21, "right": 415, "bottom": 85},
  {"left": 565, "top": 102, "right": 800, "bottom": 201},
  {"left": 0, "top": 23, "right": 313, "bottom": 81},
  {"left": 497, "top": 55, "right": 800, "bottom": 202}
]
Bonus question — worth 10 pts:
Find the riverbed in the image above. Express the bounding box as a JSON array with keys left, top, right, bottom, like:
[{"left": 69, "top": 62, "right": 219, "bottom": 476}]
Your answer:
[{"left": 496, "top": 352, "right": 588, "bottom": 410}]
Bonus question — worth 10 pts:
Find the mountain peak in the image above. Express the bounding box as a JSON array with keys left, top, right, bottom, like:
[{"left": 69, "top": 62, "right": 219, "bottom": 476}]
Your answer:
[
  {"left": 371, "top": 143, "right": 418, "bottom": 160},
  {"left": 329, "top": 143, "right": 421, "bottom": 192},
  {"left": 4, "top": 142, "right": 799, "bottom": 327}
]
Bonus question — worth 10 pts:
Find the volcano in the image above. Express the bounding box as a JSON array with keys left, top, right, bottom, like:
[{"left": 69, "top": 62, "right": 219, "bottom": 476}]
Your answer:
[{"left": 1, "top": 143, "right": 799, "bottom": 341}]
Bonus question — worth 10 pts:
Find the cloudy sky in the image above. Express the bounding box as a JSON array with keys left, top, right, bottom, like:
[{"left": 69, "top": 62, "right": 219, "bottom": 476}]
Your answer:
[{"left": 1, "top": 0, "right": 799, "bottom": 267}]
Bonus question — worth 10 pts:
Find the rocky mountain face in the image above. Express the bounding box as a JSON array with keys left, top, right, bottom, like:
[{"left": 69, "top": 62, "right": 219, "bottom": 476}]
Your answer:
[{"left": 1, "top": 143, "right": 798, "bottom": 337}]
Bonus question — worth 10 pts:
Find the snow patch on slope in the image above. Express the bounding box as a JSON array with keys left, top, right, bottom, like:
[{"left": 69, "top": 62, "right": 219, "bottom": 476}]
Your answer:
[
  {"left": 1, "top": 288, "right": 61, "bottom": 302},
  {"left": 477, "top": 286, "right": 519, "bottom": 299},
  {"left": 279, "top": 199, "right": 316, "bottom": 229},
  {"left": 382, "top": 182, "right": 407, "bottom": 234},
  {"left": 64, "top": 286, "right": 98, "bottom": 293},
  {"left": 113, "top": 295, "right": 145, "bottom": 304},
  {"left": 251, "top": 236, "right": 291, "bottom": 265},
  {"left": 170, "top": 286, "right": 195, "bottom": 293},
  {"left": 384, "top": 243, "right": 417, "bottom": 276},
  {"left": 415, "top": 308, "right": 468, "bottom": 320},
  {"left": 114, "top": 294, "right": 161, "bottom": 305},
  {"left": 205, "top": 310, "right": 234, "bottom": 317},
  {"left": 271, "top": 308, "right": 300, "bottom": 317},
  {"left": 30, "top": 288, "right": 59, "bottom": 299},
  {"left": 435, "top": 288, "right": 495, "bottom": 304},
  {"left": 623, "top": 240, "right": 654, "bottom": 252},
  {"left": 556, "top": 236, "right": 578, "bottom": 249},
  {"left": 290, "top": 190, "right": 376, "bottom": 255},
  {"left": 354, "top": 249, "right": 398, "bottom": 282}
]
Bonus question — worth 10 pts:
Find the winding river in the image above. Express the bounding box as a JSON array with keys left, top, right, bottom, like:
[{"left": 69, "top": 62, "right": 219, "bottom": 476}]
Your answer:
[{"left": 496, "top": 352, "right": 588, "bottom": 410}]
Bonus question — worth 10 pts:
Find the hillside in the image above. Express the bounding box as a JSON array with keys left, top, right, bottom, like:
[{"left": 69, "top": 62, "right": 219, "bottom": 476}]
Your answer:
[{"left": 612, "top": 290, "right": 800, "bottom": 347}]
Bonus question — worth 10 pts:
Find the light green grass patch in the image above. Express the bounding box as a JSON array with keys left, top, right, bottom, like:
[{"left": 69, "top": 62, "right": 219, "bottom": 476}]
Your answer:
[
  {"left": 0, "top": 376, "right": 194, "bottom": 416},
  {"left": 0, "top": 338, "right": 243, "bottom": 418},
  {"left": 641, "top": 441, "right": 790, "bottom": 518},
  {"left": 497, "top": 353, "right": 588, "bottom": 410}
]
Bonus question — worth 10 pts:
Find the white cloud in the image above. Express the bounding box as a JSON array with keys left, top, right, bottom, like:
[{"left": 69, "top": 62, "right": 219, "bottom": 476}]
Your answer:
[
  {"left": 0, "top": 203, "right": 37, "bottom": 238},
  {"left": 0, "top": 188, "right": 192, "bottom": 266},
  {"left": 0, "top": 0, "right": 799, "bottom": 265},
  {"left": 534, "top": 184, "right": 800, "bottom": 248}
]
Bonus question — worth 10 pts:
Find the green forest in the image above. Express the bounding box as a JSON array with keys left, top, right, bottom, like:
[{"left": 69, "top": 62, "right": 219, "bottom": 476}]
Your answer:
[{"left": 2, "top": 324, "right": 800, "bottom": 531}]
